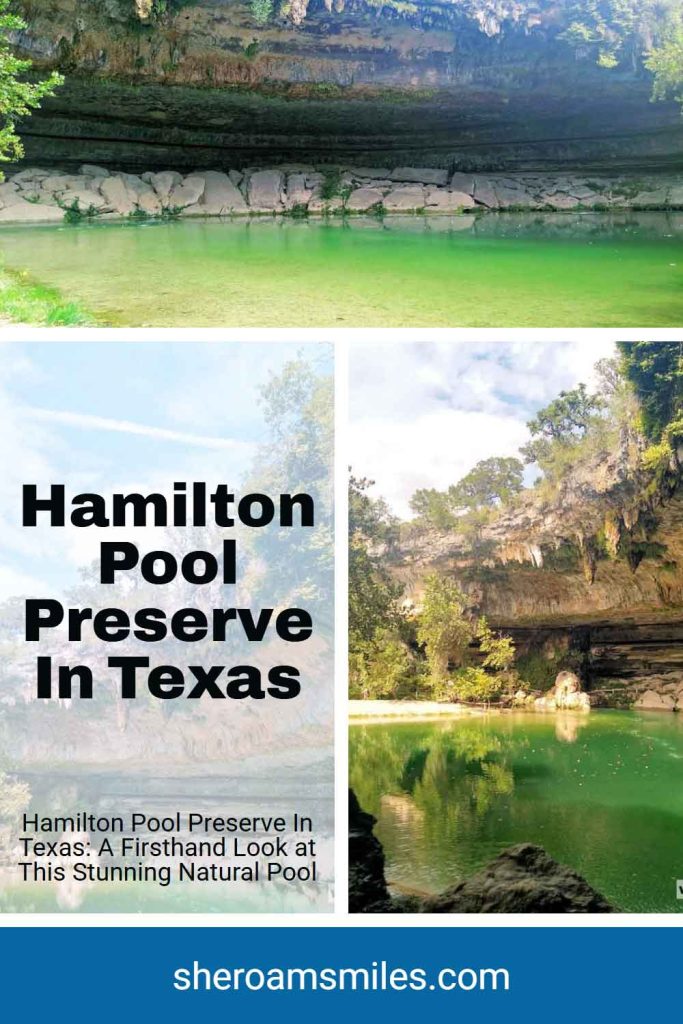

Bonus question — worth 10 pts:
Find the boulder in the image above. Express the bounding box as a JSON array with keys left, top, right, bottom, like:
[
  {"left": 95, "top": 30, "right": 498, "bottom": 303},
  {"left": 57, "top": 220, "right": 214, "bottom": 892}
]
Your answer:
[
  {"left": 247, "top": 169, "right": 284, "bottom": 211},
  {"left": 228, "top": 169, "right": 244, "bottom": 188},
  {"left": 423, "top": 844, "right": 614, "bottom": 913},
  {"left": 349, "top": 791, "right": 613, "bottom": 914},
  {"left": 135, "top": 190, "right": 163, "bottom": 215},
  {"left": 0, "top": 183, "right": 21, "bottom": 206},
  {"left": 473, "top": 178, "right": 499, "bottom": 208},
  {"left": 60, "top": 188, "right": 107, "bottom": 211},
  {"left": 389, "top": 167, "right": 448, "bottom": 186},
  {"left": 345, "top": 187, "right": 385, "bottom": 212},
  {"left": 449, "top": 172, "right": 475, "bottom": 195},
  {"left": 0, "top": 199, "right": 64, "bottom": 223},
  {"left": 41, "top": 174, "right": 90, "bottom": 193},
  {"left": 119, "top": 173, "right": 149, "bottom": 197},
  {"left": 383, "top": 186, "right": 425, "bottom": 212},
  {"left": 494, "top": 184, "right": 538, "bottom": 208},
  {"left": 10, "top": 167, "right": 50, "bottom": 183},
  {"left": 150, "top": 170, "right": 183, "bottom": 202},
  {"left": 99, "top": 176, "right": 136, "bottom": 215},
  {"left": 80, "top": 164, "right": 110, "bottom": 178},
  {"left": 285, "top": 172, "right": 313, "bottom": 209},
  {"left": 425, "top": 187, "right": 476, "bottom": 211},
  {"left": 535, "top": 670, "right": 590, "bottom": 712},
  {"left": 169, "top": 175, "right": 206, "bottom": 209},
  {"left": 192, "top": 170, "right": 247, "bottom": 214},
  {"left": 634, "top": 689, "right": 676, "bottom": 711}
]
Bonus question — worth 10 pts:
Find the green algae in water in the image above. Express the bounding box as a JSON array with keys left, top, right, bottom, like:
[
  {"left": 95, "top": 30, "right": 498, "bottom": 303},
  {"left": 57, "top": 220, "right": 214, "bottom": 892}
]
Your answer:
[
  {"left": 0, "top": 212, "right": 682, "bottom": 326},
  {"left": 349, "top": 710, "right": 683, "bottom": 912}
]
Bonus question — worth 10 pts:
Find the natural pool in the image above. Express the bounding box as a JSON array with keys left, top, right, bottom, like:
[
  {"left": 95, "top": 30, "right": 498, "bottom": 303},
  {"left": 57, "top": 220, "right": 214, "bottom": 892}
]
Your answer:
[
  {"left": 349, "top": 711, "right": 683, "bottom": 912},
  {"left": 1, "top": 211, "right": 682, "bottom": 326}
]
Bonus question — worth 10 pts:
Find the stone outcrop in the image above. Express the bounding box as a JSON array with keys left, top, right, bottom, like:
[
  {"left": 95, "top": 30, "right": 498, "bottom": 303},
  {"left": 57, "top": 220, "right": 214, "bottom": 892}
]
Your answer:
[
  {"left": 390, "top": 427, "right": 683, "bottom": 709},
  {"left": 349, "top": 790, "right": 613, "bottom": 914},
  {"left": 9, "top": 1, "right": 683, "bottom": 172},
  {"left": 534, "top": 671, "right": 591, "bottom": 713},
  {"left": 1, "top": 163, "right": 681, "bottom": 223},
  {"left": 348, "top": 790, "right": 392, "bottom": 913},
  {"left": 422, "top": 844, "right": 613, "bottom": 913}
]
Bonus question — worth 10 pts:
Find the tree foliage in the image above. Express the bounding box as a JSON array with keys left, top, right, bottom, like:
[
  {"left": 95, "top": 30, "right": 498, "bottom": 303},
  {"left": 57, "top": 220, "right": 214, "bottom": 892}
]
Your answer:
[
  {"left": 520, "top": 383, "right": 605, "bottom": 467},
  {"left": 409, "top": 456, "right": 523, "bottom": 529},
  {"left": 416, "top": 573, "right": 472, "bottom": 686},
  {"left": 0, "top": 0, "right": 63, "bottom": 176},
  {"left": 617, "top": 341, "right": 683, "bottom": 441}
]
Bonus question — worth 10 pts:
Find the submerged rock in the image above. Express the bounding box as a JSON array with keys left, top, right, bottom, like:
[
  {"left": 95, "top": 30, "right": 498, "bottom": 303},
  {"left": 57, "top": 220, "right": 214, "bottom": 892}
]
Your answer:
[
  {"left": 349, "top": 790, "right": 613, "bottom": 914},
  {"left": 423, "top": 844, "right": 614, "bottom": 913}
]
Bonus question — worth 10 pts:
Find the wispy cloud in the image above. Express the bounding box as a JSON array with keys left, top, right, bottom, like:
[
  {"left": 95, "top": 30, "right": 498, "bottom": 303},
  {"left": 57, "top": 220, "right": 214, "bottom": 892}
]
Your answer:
[
  {"left": 22, "top": 407, "right": 254, "bottom": 454},
  {"left": 350, "top": 340, "right": 617, "bottom": 517}
]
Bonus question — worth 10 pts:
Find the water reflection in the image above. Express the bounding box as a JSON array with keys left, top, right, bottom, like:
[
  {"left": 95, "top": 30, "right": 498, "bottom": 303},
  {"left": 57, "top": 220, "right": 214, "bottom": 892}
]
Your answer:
[{"left": 349, "top": 711, "right": 683, "bottom": 910}]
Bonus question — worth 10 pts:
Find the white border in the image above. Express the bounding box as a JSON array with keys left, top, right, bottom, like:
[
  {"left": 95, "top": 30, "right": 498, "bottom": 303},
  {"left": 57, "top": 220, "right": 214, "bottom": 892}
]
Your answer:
[{"left": 0, "top": 330, "right": 682, "bottom": 929}]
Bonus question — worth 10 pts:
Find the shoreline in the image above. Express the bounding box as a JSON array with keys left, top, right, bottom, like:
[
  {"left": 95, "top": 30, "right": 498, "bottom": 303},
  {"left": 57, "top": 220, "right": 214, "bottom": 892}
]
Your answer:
[
  {"left": 349, "top": 700, "right": 493, "bottom": 720},
  {"left": 2, "top": 165, "right": 683, "bottom": 225}
]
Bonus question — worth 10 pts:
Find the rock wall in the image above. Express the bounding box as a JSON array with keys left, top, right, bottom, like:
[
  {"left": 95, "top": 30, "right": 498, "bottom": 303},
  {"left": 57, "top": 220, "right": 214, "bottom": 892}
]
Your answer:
[
  {"left": 9, "top": 0, "right": 683, "bottom": 171},
  {"left": 391, "top": 442, "right": 683, "bottom": 707},
  {"left": 2, "top": 162, "right": 681, "bottom": 223}
]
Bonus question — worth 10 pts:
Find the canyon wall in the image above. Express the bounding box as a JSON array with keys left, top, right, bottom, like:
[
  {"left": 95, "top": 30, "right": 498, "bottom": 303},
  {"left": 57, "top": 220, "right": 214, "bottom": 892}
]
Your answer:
[
  {"left": 9, "top": 0, "right": 683, "bottom": 171},
  {"left": 390, "top": 438, "right": 683, "bottom": 706}
]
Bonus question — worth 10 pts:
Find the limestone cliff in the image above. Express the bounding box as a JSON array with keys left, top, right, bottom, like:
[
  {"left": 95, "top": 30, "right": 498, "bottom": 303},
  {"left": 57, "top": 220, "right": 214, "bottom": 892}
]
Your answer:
[
  {"left": 9, "top": 0, "right": 683, "bottom": 171},
  {"left": 389, "top": 429, "right": 683, "bottom": 705}
]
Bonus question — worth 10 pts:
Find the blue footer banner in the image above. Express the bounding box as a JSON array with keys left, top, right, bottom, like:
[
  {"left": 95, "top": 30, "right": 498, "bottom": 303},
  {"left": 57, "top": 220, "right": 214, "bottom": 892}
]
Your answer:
[{"left": 0, "top": 927, "right": 677, "bottom": 1019}]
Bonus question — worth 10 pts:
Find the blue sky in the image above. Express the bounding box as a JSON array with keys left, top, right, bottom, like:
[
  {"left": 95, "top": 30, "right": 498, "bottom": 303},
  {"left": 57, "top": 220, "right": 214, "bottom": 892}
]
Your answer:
[
  {"left": 349, "top": 340, "right": 616, "bottom": 517},
  {"left": 0, "top": 341, "right": 328, "bottom": 599}
]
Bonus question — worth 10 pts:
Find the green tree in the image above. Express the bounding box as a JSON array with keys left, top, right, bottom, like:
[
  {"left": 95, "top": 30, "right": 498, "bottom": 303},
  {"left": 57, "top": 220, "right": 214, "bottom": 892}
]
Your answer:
[
  {"left": 444, "top": 666, "right": 504, "bottom": 706},
  {"left": 416, "top": 573, "right": 472, "bottom": 687},
  {"left": 617, "top": 341, "right": 683, "bottom": 440},
  {"left": 449, "top": 457, "right": 524, "bottom": 511},
  {"left": 0, "top": 0, "right": 63, "bottom": 176},
  {"left": 521, "top": 383, "right": 605, "bottom": 466},
  {"left": 408, "top": 487, "right": 454, "bottom": 528},
  {"left": 348, "top": 474, "right": 402, "bottom": 646},
  {"left": 409, "top": 457, "right": 523, "bottom": 530},
  {"left": 476, "top": 617, "right": 515, "bottom": 672},
  {"left": 349, "top": 627, "right": 414, "bottom": 700}
]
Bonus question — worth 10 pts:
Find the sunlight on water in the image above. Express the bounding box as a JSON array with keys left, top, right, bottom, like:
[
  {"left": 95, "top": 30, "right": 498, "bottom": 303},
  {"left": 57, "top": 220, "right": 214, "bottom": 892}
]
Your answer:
[{"left": 1, "top": 212, "right": 683, "bottom": 326}]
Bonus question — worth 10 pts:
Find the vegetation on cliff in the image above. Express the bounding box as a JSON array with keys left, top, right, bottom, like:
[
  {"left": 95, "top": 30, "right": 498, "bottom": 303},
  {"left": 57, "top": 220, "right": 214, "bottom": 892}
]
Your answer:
[{"left": 349, "top": 342, "right": 683, "bottom": 704}]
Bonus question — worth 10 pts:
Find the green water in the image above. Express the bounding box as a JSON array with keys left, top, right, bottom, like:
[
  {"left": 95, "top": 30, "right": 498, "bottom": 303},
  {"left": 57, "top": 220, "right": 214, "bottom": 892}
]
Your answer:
[
  {"left": 349, "top": 711, "right": 683, "bottom": 912},
  {"left": 1, "top": 211, "right": 683, "bottom": 326}
]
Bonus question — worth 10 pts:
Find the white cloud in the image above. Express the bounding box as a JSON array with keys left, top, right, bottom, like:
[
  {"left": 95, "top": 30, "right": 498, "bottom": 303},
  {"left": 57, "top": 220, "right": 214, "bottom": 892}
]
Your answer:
[
  {"left": 23, "top": 407, "right": 254, "bottom": 453},
  {"left": 349, "top": 340, "right": 617, "bottom": 516}
]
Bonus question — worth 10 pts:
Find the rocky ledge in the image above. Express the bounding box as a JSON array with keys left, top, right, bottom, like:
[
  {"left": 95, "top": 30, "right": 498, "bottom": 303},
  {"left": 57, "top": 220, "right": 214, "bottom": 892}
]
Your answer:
[
  {"left": 349, "top": 790, "right": 613, "bottom": 914},
  {"left": 1, "top": 164, "right": 682, "bottom": 224}
]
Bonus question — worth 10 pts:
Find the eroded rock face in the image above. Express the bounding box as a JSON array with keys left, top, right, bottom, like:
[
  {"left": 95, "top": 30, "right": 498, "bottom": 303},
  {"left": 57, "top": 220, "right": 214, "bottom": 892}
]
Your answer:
[
  {"left": 348, "top": 791, "right": 613, "bottom": 914},
  {"left": 10, "top": 1, "right": 683, "bottom": 171},
  {"left": 348, "top": 790, "right": 392, "bottom": 914}
]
